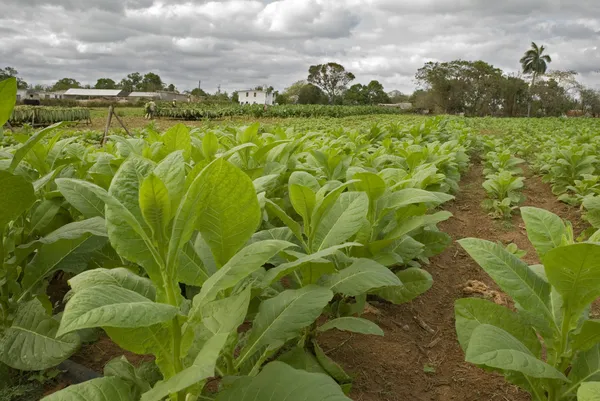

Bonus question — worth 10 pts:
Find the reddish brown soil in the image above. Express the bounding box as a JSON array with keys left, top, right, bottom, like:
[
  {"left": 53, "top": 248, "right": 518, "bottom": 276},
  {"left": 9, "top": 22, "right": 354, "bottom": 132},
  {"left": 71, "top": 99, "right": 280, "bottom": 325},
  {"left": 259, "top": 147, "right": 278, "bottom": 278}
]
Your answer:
[
  {"left": 71, "top": 335, "right": 154, "bottom": 373},
  {"left": 318, "top": 163, "right": 585, "bottom": 401}
]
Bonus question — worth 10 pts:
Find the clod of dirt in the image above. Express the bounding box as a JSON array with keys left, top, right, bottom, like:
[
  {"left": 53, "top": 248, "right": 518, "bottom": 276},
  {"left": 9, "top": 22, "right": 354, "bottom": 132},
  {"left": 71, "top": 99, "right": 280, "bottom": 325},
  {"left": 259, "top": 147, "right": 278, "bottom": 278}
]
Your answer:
[
  {"left": 363, "top": 303, "right": 382, "bottom": 316},
  {"left": 462, "top": 280, "right": 508, "bottom": 306}
]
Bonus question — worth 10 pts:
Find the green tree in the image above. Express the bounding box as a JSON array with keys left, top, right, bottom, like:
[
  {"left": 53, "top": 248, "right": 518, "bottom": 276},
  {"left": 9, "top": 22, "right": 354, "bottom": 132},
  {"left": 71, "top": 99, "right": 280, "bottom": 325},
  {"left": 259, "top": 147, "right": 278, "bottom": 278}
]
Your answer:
[
  {"left": 119, "top": 72, "right": 143, "bottom": 92},
  {"left": 191, "top": 88, "right": 208, "bottom": 98},
  {"left": 141, "top": 72, "right": 164, "bottom": 92},
  {"left": 51, "top": 78, "right": 82, "bottom": 91},
  {"left": 520, "top": 42, "right": 552, "bottom": 117},
  {"left": 94, "top": 78, "right": 117, "bottom": 89},
  {"left": 167, "top": 83, "right": 176, "bottom": 92},
  {"left": 365, "top": 80, "right": 390, "bottom": 104},
  {"left": 388, "top": 90, "right": 410, "bottom": 104},
  {"left": 280, "top": 81, "right": 308, "bottom": 104},
  {"left": 343, "top": 84, "right": 369, "bottom": 105},
  {"left": 297, "top": 84, "right": 328, "bottom": 104},
  {"left": 580, "top": 88, "right": 600, "bottom": 117},
  {"left": 231, "top": 91, "right": 239, "bottom": 103},
  {"left": 308, "top": 63, "right": 355, "bottom": 103},
  {"left": 531, "top": 78, "right": 574, "bottom": 116},
  {"left": 0, "top": 67, "right": 28, "bottom": 89}
]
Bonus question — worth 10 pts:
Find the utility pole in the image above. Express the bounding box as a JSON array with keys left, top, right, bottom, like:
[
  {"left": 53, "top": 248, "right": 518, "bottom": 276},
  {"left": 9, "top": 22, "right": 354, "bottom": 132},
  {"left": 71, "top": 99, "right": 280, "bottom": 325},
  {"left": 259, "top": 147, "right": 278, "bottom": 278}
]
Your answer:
[
  {"left": 198, "top": 80, "right": 201, "bottom": 90},
  {"left": 217, "top": 84, "right": 221, "bottom": 94}
]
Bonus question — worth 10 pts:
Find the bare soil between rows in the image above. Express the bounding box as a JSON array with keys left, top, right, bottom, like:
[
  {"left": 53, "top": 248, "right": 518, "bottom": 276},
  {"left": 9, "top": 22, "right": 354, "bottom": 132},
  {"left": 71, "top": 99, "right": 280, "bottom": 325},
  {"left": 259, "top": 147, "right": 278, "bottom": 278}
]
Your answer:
[
  {"left": 47, "top": 161, "right": 586, "bottom": 400},
  {"left": 318, "top": 163, "right": 585, "bottom": 401}
]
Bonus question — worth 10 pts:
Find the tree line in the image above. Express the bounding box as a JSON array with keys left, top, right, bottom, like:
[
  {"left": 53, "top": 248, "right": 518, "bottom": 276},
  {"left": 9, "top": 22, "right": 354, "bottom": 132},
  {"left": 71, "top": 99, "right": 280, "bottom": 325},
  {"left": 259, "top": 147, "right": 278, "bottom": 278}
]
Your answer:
[
  {"left": 2, "top": 42, "right": 599, "bottom": 116},
  {"left": 0, "top": 69, "right": 178, "bottom": 93}
]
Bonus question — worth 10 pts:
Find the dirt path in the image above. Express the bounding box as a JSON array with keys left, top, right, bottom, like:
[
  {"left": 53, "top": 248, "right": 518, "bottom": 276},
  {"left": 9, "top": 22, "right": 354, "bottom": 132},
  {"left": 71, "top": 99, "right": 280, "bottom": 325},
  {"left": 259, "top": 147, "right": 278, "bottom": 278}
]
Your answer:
[{"left": 319, "top": 162, "right": 585, "bottom": 401}]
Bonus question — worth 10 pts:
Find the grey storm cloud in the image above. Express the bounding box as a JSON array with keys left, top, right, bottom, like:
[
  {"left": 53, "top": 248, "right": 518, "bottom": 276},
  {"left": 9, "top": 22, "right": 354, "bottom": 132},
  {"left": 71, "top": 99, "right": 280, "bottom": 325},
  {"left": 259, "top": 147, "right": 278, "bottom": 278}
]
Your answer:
[{"left": 1, "top": 0, "right": 599, "bottom": 93}]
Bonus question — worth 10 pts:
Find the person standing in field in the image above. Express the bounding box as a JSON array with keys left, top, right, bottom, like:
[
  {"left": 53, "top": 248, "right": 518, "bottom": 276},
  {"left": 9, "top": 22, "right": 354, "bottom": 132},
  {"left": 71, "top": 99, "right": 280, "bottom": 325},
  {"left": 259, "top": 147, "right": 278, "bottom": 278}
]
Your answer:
[{"left": 145, "top": 101, "right": 156, "bottom": 119}]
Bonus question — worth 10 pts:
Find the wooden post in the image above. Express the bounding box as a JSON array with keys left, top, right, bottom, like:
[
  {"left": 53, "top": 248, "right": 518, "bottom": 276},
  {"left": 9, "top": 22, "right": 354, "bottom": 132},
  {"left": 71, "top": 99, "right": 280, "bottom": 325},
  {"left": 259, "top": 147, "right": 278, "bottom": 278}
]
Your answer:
[
  {"left": 111, "top": 111, "right": 131, "bottom": 137},
  {"left": 101, "top": 105, "right": 113, "bottom": 146}
]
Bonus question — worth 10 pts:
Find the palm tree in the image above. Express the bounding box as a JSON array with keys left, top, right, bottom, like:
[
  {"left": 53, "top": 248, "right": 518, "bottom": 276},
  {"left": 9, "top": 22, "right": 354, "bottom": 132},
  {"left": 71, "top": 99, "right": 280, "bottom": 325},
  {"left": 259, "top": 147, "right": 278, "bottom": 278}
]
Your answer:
[{"left": 520, "top": 42, "right": 552, "bottom": 117}]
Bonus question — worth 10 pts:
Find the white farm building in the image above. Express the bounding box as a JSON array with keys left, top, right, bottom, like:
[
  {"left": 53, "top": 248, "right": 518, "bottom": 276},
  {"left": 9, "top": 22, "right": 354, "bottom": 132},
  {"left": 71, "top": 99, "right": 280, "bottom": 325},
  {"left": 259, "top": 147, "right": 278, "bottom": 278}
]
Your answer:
[{"left": 237, "top": 90, "right": 275, "bottom": 106}]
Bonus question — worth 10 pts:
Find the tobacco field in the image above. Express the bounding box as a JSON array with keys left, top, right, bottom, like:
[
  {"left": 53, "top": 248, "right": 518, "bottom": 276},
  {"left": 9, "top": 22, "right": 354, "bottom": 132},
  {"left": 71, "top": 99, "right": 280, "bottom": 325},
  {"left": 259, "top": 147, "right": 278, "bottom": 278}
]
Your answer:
[{"left": 2, "top": 76, "right": 600, "bottom": 401}]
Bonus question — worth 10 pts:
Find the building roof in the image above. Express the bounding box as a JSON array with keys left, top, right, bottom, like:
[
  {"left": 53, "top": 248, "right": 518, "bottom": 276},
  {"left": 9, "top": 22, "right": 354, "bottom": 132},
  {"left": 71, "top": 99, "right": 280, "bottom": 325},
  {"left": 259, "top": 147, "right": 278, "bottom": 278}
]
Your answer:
[
  {"left": 128, "top": 92, "right": 159, "bottom": 98},
  {"left": 237, "top": 89, "right": 268, "bottom": 93},
  {"left": 63, "top": 89, "right": 125, "bottom": 97}
]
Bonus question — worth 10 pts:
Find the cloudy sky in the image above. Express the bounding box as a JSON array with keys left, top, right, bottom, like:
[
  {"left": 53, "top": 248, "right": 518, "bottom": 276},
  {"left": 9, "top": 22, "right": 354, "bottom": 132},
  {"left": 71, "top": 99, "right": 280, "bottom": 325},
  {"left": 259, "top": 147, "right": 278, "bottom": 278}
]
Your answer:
[{"left": 2, "top": 0, "right": 599, "bottom": 94}]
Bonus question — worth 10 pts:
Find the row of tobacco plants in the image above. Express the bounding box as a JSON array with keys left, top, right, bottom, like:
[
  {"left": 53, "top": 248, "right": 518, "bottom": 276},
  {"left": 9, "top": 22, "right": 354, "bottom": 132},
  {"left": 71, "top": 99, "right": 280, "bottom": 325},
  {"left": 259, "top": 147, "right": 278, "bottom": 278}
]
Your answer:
[{"left": 0, "top": 77, "right": 472, "bottom": 400}]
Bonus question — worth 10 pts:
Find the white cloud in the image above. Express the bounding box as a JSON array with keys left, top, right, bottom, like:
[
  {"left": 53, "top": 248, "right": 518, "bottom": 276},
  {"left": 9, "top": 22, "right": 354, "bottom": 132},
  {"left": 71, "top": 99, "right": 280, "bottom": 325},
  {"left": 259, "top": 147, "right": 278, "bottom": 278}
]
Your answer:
[{"left": 1, "top": 0, "right": 599, "bottom": 93}]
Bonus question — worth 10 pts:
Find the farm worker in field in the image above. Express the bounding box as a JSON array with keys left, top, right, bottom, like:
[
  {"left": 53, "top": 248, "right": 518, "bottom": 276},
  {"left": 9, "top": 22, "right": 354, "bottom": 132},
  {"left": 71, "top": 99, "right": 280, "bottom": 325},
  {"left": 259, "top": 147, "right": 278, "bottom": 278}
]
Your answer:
[
  {"left": 145, "top": 101, "right": 156, "bottom": 119},
  {"left": 172, "top": 100, "right": 177, "bottom": 107}
]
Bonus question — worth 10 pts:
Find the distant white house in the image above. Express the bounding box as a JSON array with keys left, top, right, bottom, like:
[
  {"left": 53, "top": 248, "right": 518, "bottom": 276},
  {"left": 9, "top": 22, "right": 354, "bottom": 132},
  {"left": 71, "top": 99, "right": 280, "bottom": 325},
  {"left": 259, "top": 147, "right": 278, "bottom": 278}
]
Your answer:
[{"left": 237, "top": 89, "right": 275, "bottom": 106}]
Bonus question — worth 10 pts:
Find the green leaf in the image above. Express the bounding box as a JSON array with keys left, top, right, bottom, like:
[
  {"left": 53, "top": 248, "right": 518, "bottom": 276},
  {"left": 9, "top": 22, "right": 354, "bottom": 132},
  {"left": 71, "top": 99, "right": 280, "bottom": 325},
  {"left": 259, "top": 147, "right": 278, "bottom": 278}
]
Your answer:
[
  {"left": 139, "top": 174, "right": 171, "bottom": 241},
  {"left": 386, "top": 211, "right": 453, "bottom": 240},
  {"left": 202, "top": 131, "right": 219, "bottom": 160},
  {"left": 321, "top": 258, "right": 401, "bottom": 297},
  {"left": 57, "top": 285, "right": 179, "bottom": 336},
  {"left": 454, "top": 298, "right": 541, "bottom": 356},
  {"left": 354, "top": 172, "right": 386, "bottom": 202},
  {"left": 277, "top": 346, "right": 327, "bottom": 375},
  {"left": 0, "top": 299, "right": 80, "bottom": 371},
  {"left": 69, "top": 268, "right": 156, "bottom": 300},
  {"left": 154, "top": 150, "right": 185, "bottom": 212},
  {"left": 200, "top": 287, "right": 251, "bottom": 334},
  {"left": 21, "top": 234, "right": 108, "bottom": 299},
  {"left": 141, "top": 333, "right": 228, "bottom": 401},
  {"left": 312, "top": 191, "right": 369, "bottom": 251},
  {"left": 376, "top": 268, "right": 433, "bottom": 304},
  {"left": 41, "top": 217, "right": 108, "bottom": 243},
  {"left": 161, "top": 123, "right": 191, "bottom": 159},
  {"left": 521, "top": 207, "right": 567, "bottom": 258},
  {"left": 216, "top": 361, "right": 351, "bottom": 401},
  {"left": 0, "top": 77, "right": 17, "bottom": 126},
  {"left": 544, "top": 243, "right": 600, "bottom": 328},
  {"left": 289, "top": 183, "right": 316, "bottom": 234},
  {"left": 289, "top": 171, "right": 321, "bottom": 192},
  {"left": 194, "top": 241, "right": 294, "bottom": 310},
  {"left": 177, "top": 241, "right": 210, "bottom": 286},
  {"left": 56, "top": 178, "right": 106, "bottom": 218},
  {"left": 263, "top": 243, "right": 360, "bottom": 286},
  {"left": 265, "top": 199, "right": 304, "bottom": 242},
  {"left": 313, "top": 340, "right": 352, "bottom": 390},
  {"left": 318, "top": 317, "right": 383, "bottom": 336},
  {"left": 168, "top": 158, "right": 261, "bottom": 274},
  {"left": 0, "top": 170, "right": 36, "bottom": 229},
  {"left": 30, "top": 199, "right": 62, "bottom": 235},
  {"left": 237, "top": 286, "right": 333, "bottom": 368},
  {"left": 41, "top": 377, "right": 135, "bottom": 401},
  {"left": 573, "top": 320, "right": 600, "bottom": 352},
  {"left": 465, "top": 324, "right": 567, "bottom": 380},
  {"left": 104, "top": 356, "right": 152, "bottom": 393},
  {"left": 564, "top": 345, "right": 600, "bottom": 397},
  {"left": 9, "top": 122, "right": 66, "bottom": 173},
  {"left": 578, "top": 382, "right": 600, "bottom": 401},
  {"left": 458, "top": 238, "right": 553, "bottom": 331}
]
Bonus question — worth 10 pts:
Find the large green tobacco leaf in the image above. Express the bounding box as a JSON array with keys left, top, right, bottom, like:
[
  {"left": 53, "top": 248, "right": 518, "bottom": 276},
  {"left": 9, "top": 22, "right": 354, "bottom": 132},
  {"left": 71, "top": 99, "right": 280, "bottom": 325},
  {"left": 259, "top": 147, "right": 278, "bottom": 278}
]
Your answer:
[
  {"left": 139, "top": 174, "right": 171, "bottom": 241},
  {"left": 289, "top": 183, "right": 316, "bottom": 233},
  {"left": 168, "top": 158, "right": 261, "bottom": 272},
  {"left": 236, "top": 286, "right": 333, "bottom": 367},
  {"left": 40, "top": 217, "right": 107, "bottom": 243},
  {"left": 465, "top": 324, "right": 566, "bottom": 380},
  {"left": 458, "top": 238, "right": 554, "bottom": 330},
  {"left": 312, "top": 340, "right": 352, "bottom": 393},
  {"left": 521, "top": 207, "right": 567, "bottom": 258},
  {"left": 262, "top": 242, "right": 360, "bottom": 286},
  {"left": 141, "top": 334, "right": 228, "bottom": 401},
  {"left": 318, "top": 317, "right": 383, "bottom": 336},
  {"left": 376, "top": 268, "right": 433, "bottom": 304},
  {"left": 193, "top": 240, "right": 294, "bottom": 308},
  {"left": 544, "top": 243, "right": 600, "bottom": 328},
  {"left": 0, "top": 77, "right": 17, "bottom": 126},
  {"left": 56, "top": 178, "right": 106, "bottom": 218},
  {"left": 0, "top": 299, "right": 80, "bottom": 371},
  {"left": 321, "top": 258, "right": 401, "bottom": 297},
  {"left": 377, "top": 188, "right": 453, "bottom": 214},
  {"left": 455, "top": 298, "right": 541, "bottom": 356},
  {"left": 216, "top": 361, "right": 351, "bottom": 401},
  {"left": 41, "top": 377, "right": 135, "bottom": 401},
  {"left": 578, "top": 382, "right": 600, "bottom": 401},
  {"left": 57, "top": 285, "right": 179, "bottom": 336},
  {"left": 573, "top": 320, "right": 600, "bottom": 352},
  {"left": 0, "top": 170, "right": 36, "bottom": 229},
  {"left": 177, "top": 242, "right": 210, "bottom": 286},
  {"left": 161, "top": 124, "right": 192, "bottom": 159},
  {"left": 69, "top": 268, "right": 156, "bottom": 300},
  {"left": 30, "top": 199, "right": 62, "bottom": 235},
  {"left": 21, "top": 234, "right": 108, "bottom": 299},
  {"left": 312, "top": 192, "right": 369, "bottom": 251},
  {"left": 9, "top": 122, "right": 66, "bottom": 173},
  {"left": 385, "top": 211, "right": 453, "bottom": 240},
  {"left": 154, "top": 150, "right": 185, "bottom": 211},
  {"left": 105, "top": 324, "right": 175, "bottom": 379},
  {"left": 566, "top": 345, "right": 600, "bottom": 397},
  {"left": 265, "top": 199, "right": 304, "bottom": 242},
  {"left": 200, "top": 287, "right": 251, "bottom": 334}
]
